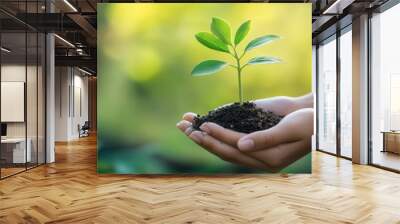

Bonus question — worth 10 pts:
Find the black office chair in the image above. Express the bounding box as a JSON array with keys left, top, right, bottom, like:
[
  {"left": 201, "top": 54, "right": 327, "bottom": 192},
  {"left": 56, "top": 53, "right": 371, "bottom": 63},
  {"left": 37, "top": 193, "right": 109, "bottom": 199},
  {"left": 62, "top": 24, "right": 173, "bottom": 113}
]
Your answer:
[{"left": 79, "top": 121, "right": 90, "bottom": 138}]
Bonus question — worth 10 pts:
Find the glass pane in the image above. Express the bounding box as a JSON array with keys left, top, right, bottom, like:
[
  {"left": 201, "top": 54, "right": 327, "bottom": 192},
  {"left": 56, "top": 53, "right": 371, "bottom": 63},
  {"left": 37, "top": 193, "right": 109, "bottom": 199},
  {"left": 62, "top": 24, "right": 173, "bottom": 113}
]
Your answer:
[
  {"left": 26, "top": 0, "right": 39, "bottom": 169},
  {"left": 0, "top": 1, "right": 46, "bottom": 178},
  {"left": 27, "top": 31, "right": 38, "bottom": 169},
  {"left": 1, "top": 30, "right": 27, "bottom": 177},
  {"left": 317, "top": 36, "right": 337, "bottom": 154},
  {"left": 340, "top": 29, "right": 352, "bottom": 158},
  {"left": 371, "top": 4, "right": 400, "bottom": 171}
]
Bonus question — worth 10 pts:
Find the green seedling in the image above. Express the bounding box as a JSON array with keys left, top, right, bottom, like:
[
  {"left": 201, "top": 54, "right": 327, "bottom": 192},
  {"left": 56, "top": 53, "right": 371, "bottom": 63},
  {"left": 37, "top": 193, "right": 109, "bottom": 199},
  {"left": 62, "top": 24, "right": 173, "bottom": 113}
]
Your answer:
[{"left": 191, "top": 17, "right": 281, "bottom": 104}]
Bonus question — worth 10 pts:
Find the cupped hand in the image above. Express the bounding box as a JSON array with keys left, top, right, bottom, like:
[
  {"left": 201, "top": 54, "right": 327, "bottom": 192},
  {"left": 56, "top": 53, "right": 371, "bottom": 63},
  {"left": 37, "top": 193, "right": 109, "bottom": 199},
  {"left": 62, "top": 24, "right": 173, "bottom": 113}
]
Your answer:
[
  {"left": 176, "top": 106, "right": 313, "bottom": 171},
  {"left": 176, "top": 113, "right": 268, "bottom": 169},
  {"left": 236, "top": 108, "right": 313, "bottom": 169}
]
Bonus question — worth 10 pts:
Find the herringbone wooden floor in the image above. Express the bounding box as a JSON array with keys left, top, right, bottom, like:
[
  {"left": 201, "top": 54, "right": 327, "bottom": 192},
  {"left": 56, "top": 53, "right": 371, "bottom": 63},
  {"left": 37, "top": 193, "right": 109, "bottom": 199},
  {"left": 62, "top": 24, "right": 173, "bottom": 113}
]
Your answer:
[{"left": 1, "top": 135, "right": 400, "bottom": 224}]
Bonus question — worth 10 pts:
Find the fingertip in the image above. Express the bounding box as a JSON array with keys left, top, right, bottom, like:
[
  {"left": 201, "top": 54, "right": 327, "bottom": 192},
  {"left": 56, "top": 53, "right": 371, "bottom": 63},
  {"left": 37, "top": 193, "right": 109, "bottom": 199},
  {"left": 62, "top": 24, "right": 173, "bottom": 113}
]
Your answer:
[
  {"left": 176, "top": 120, "right": 186, "bottom": 128},
  {"left": 182, "top": 112, "right": 197, "bottom": 122},
  {"left": 176, "top": 120, "right": 192, "bottom": 132}
]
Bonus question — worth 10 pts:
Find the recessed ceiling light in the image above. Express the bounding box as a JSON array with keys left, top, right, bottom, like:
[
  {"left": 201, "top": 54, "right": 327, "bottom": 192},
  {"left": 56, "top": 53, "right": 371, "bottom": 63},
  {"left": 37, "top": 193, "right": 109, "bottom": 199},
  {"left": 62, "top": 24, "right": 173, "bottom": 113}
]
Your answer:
[
  {"left": 1, "top": 47, "right": 11, "bottom": 53},
  {"left": 78, "top": 67, "right": 93, "bottom": 76},
  {"left": 63, "top": 0, "right": 78, "bottom": 12},
  {"left": 54, "top": 34, "right": 75, "bottom": 48}
]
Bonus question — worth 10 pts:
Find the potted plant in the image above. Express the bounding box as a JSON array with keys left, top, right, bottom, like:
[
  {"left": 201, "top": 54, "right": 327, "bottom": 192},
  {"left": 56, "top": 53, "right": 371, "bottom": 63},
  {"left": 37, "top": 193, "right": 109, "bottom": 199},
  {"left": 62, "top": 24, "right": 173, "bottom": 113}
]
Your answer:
[{"left": 191, "top": 17, "right": 283, "bottom": 133}]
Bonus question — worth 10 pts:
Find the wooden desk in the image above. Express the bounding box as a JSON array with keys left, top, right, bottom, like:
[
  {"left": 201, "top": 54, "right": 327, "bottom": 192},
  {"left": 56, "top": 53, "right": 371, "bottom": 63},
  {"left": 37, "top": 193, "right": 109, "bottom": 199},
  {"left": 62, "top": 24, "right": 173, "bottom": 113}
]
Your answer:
[
  {"left": 1, "top": 138, "right": 31, "bottom": 163},
  {"left": 382, "top": 131, "right": 400, "bottom": 154}
]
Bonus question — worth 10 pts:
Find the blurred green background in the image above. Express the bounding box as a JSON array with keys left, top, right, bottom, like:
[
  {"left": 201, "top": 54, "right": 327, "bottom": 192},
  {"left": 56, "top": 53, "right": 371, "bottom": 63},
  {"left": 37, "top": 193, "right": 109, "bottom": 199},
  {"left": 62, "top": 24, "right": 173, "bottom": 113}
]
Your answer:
[{"left": 98, "top": 3, "right": 312, "bottom": 174}]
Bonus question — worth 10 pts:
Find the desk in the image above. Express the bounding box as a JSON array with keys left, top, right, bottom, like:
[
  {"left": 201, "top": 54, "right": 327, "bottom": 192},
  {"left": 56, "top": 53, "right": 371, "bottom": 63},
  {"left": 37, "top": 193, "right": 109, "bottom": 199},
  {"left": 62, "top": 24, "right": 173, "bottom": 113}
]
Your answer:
[
  {"left": 382, "top": 131, "right": 400, "bottom": 154},
  {"left": 1, "top": 138, "right": 31, "bottom": 163}
]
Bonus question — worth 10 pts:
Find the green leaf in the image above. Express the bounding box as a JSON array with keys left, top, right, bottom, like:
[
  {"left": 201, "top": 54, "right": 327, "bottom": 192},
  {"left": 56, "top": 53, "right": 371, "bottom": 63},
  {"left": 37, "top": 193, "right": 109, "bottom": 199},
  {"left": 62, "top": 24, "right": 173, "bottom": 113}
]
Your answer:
[
  {"left": 211, "top": 17, "right": 231, "bottom": 45},
  {"left": 234, "top": 20, "right": 251, "bottom": 45},
  {"left": 195, "top": 32, "right": 230, "bottom": 53},
  {"left": 191, "top": 60, "right": 228, "bottom": 76},
  {"left": 245, "top": 35, "right": 280, "bottom": 52},
  {"left": 247, "top": 56, "right": 281, "bottom": 65}
]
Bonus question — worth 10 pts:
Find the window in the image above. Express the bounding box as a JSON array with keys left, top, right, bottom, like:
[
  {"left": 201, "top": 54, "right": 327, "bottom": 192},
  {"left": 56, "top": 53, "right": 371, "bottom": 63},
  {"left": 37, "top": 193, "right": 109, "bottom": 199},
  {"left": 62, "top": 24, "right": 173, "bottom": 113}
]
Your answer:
[
  {"left": 370, "top": 3, "right": 400, "bottom": 171},
  {"left": 339, "top": 27, "right": 352, "bottom": 158},
  {"left": 317, "top": 36, "right": 337, "bottom": 154}
]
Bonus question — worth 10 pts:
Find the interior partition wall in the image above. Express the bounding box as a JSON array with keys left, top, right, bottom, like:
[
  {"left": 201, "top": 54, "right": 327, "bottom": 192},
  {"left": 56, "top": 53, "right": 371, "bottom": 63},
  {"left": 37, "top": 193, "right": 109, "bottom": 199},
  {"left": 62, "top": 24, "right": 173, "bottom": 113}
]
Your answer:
[
  {"left": 0, "top": 2, "right": 46, "bottom": 179},
  {"left": 316, "top": 25, "right": 353, "bottom": 159}
]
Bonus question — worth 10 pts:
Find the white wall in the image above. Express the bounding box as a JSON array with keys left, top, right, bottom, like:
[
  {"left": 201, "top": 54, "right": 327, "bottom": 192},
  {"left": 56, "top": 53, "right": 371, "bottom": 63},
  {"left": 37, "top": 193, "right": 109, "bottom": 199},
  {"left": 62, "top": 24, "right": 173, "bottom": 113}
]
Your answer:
[
  {"left": 1, "top": 65, "right": 38, "bottom": 138},
  {"left": 1, "top": 65, "right": 27, "bottom": 140},
  {"left": 72, "top": 73, "right": 89, "bottom": 138},
  {"left": 55, "top": 67, "right": 70, "bottom": 141},
  {"left": 1, "top": 64, "right": 25, "bottom": 81},
  {"left": 55, "top": 67, "right": 89, "bottom": 141}
]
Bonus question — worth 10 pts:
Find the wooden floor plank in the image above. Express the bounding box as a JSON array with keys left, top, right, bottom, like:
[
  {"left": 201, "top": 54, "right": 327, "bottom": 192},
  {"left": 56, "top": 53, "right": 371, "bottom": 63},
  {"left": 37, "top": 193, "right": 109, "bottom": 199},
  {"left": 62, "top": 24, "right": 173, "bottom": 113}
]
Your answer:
[{"left": 1, "top": 135, "right": 400, "bottom": 223}]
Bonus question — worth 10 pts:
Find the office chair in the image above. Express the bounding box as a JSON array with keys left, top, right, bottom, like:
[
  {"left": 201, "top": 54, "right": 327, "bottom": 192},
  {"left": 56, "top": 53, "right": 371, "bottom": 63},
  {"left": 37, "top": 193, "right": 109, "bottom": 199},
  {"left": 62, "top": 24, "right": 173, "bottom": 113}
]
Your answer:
[{"left": 79, "top": 121, "right": 90, "bottom": 138}]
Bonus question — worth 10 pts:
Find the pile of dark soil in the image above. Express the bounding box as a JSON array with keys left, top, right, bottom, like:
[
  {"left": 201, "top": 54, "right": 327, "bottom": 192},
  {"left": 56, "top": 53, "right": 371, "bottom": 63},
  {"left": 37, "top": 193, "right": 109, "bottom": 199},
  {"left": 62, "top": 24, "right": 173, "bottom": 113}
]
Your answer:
[{"left": 193, "top": 102, "right": 283, "bottom": 133}]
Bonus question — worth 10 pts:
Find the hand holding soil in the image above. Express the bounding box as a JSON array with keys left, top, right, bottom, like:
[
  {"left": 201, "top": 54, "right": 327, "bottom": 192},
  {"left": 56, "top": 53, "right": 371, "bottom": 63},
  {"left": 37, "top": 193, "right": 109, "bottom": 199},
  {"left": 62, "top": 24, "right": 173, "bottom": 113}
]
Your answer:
[
  {"left": 178, "top": 17, "right": 313, "bottom": 171},
  {"left": 176, "top": 94, "right": 314, "bottom": 171}
]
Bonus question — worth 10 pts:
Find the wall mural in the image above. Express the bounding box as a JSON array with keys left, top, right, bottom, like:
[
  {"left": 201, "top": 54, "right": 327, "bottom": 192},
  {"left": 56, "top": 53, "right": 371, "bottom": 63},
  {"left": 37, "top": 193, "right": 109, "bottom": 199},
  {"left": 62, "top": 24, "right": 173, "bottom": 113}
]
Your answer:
[{"left": 98, "top": 3, "right": 312, "bottom": 174}]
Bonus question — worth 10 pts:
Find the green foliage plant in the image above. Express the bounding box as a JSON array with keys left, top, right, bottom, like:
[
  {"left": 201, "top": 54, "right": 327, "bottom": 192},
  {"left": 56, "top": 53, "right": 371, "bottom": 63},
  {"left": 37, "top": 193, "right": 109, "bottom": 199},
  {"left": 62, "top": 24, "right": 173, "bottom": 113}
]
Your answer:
[{"left": 191, "top": 17, "right": 281, "bottom": 104}]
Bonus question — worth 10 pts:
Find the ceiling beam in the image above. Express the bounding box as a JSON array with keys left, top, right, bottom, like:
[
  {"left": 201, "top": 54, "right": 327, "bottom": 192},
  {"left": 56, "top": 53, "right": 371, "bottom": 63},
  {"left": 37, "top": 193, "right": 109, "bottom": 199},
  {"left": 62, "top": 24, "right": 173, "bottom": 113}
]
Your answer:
[
  {"left": 67, "top": 13, "right": 97, "bottom": 46},
  {"left": 312, "top": 15, "right": 335, "bottom": 33},
  {"left": 12, "top": 13, "right": 83, "bottom": 32},
  {"left": 55, "top": 55, "right": 96, "bottom": 70}
]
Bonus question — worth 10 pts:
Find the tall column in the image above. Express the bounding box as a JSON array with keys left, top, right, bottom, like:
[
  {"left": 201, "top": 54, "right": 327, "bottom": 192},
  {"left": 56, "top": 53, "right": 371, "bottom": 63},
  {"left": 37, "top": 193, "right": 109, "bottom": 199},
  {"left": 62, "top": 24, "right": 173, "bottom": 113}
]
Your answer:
[
  {"left": 46, "top": 1, "right": 55, "bottom": 163},
  {"left": 352, "top": 14, "right": 369, "bottom": 164}
]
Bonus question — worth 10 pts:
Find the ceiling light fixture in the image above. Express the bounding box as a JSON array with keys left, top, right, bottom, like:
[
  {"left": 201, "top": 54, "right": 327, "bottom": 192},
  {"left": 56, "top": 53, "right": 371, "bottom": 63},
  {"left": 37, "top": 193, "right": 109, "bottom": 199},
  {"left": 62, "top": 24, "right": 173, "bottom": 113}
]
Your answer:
[
  {"left": 76, "top": 48, "right": 86, "bottom": 56},
  {"left": 54, "top": 34, "right": 75, "bottom": 48},
  {"left": 78, "top": 67, "right": 93, "bottom": 76},
  {"left": 1, "top": 47, "right": 11, "bottom": 53},
  {"left": 63, "top": 0, "right": 78, "bottom": 12}
]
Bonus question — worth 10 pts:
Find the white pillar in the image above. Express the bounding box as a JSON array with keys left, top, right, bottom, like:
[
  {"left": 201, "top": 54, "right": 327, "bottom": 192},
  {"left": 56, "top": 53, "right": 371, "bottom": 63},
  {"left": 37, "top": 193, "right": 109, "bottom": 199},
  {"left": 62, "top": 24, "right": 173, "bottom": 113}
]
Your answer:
[
  {"left": 352, "top": 14, "right": 369, "bottom": 164},
  {"left": 45, "top": 0, "right": 56, "bottom": 163},
  {"left": 46, "top": 32, "right": 55, "bottom": 163}
]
